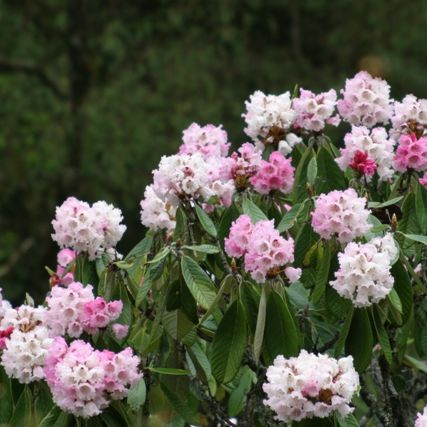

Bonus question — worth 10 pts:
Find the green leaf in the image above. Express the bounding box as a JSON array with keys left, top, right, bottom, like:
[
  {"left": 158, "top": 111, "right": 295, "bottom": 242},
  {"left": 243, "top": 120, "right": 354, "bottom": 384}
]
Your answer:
[
  {"left": 326, "top": 285, "right": 352, "bottom": 319},
  {"left": 173, "top": 206, "right": 187, "bottom": 241},
  {"left": 135, "top": 256, "right": 167, "bottom": 307},
  {"left": 372, "top": 306, "right": 393, "bottom": 365},
  {"left": 126, "top": 233, "right": 154, "bottom": 260},
  {"left": 181, "top": 256, "right": 217, "bottom": 310},
  {"left": 311, "top": 242, "right": 331, "bottom": 303},
  {"left": 183, "top": 244, "right": 220, "bottom": 254},
  {"left": 127, "top": 378, "right": 146, "bottom": 411},
  {"left": 163, "top": 309, "right": 194, "bottom": 340},
  {"left": 316, "top": 145, "right": 346, "bottom": 193},
  {"left": 292, "top": 146, "right": 313, "bottom": 203},
  {"left": 10, "top": 386, "right": 32, "bottom": 427},
  {"left": 228, "top": 367, "right": 255, "bottom": 416},
  {"left": 211, "top": 300, "right": 247, "bottom": 384},
  {"left": 242, "top": 197, "right": 268, "bottom": 223},
  {"left": 160, "top": 383, "right": 199, "bottom": 425},
  {"left": 263, "top": 291, "right": 299, "bottom": 365},
  {"left": 345, "top": 309, "right": 373, "bottom": 373},
  {"left": 391, "top": 259, "right": 413, "bottom": 324},
  {"left": 146, "top": 246, "right": 171, "bottom": 264},
  {"left": 368, "top": 196, "right": 404, "bottom": 208},
  {"left": 306, "top": 155, "right": 318, "bottom": 185},
  {"left": 218, "top": 204, "right": 240, "bottom": 242},
  {"left": 74, "top": 253, "right": 97, "bottom": 286},
  {"left": 194, "top": 204, "right": 217, "bottom": 238},
  {"left": 404, "top": 355, "right": 427, "bottom": 374},
  {"left": 336, "top": 413, "right": 360, "bottom": 427},
  {"left": 38, "top": 407, "right": 71, "bottom": 427},
  {"left": 399, "top": 233, "right": 427, "bottom": 246},
  {"left": 334, "top": 306, "right": 354, "bottom": 357},
  {"left": 151, "top": 367, "right": 190, "bottom": 376},
  {"left": 277, "top": 202, "right": 305, "bottom": 232},
  {"left": 416, "top": 182, "right": 427, "bottom": 234},
  {"left": 253, "top": 286, "right": 268, "bottom": 362},
  {"left": 0, "top": 366, "right": 13, "bottom": 424}
]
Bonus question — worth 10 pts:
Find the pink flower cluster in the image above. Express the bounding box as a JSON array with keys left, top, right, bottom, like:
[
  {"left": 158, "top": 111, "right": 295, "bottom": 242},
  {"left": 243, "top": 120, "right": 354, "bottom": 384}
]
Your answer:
[
  {"left": 44, "top": 337, "right": 141, "bottom": 418},
  {"left": 52, "top": 197, "right": 126, "bottom": 260},
  {"left": 45, "top": 282, "right": 122, "bottom": 338},
  {"left": 292, "top": 88, "right": 340, "bottom": 132},
  {"left": 224, "top": 215, "right": 299, "bottom": 283},
  {"left": 415, "top": 406, "right": 427, "bottom": 427},
  {"left": 311, "top": 189, "right": 372, "bottom": 243},
  {"left": 250, "top": 151, "right": 295, "bottom": 195},
  {"left": 393, "top": 133, "right": 427, "bottom": 172},
  {"left": 179, "top": 122, "right": 230, "bottom": 159},
  {"left": 337, "top": 71, "right": 392, "bottom": 127}
]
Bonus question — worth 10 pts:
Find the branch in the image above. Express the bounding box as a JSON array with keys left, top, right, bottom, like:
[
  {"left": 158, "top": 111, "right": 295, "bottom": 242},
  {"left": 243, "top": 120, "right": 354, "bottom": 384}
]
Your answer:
[{"left": 0, "top": 57, "right": 66, "bottom": 100}]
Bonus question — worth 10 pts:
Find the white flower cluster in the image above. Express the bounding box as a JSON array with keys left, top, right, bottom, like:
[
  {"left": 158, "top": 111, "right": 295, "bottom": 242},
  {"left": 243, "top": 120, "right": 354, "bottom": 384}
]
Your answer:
[
  {"left": 330, "top": 234, "right": 398, "bottom": 307},
  {"left": 0, "top": 304, "right": 52, "bottom": 384},
  {"left": 415, "top": 406, "right": 427, "bottom": 427},
  {"left": 337, "top": 71, "right": 392, "bottom": 127},
  {"left": 336, "top": 126, "right": 395, "bottom": 181},
  {"left": 51, "top": 197, "right": 126, "bottom": 260},
  {"left": 263, "top": 350, "right": 359, "bottom": 423},
  {"left": 140, "top": 126, "right": 235, "bottom": 231},
  {"left": 1, "top": 326, "right": 52, "bottom": 384},
  {"left": 391, "top": 94, "right": 427, "bottom": 138},
  {"left": 243, "top": 90, "right": 296, "bottom": 148}
]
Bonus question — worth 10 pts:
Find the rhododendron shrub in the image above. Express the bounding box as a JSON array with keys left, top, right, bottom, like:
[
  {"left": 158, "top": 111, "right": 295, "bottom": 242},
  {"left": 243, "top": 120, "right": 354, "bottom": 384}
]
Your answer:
[{"left": 3, "top": 72, "right": 427, "bottom": 426}]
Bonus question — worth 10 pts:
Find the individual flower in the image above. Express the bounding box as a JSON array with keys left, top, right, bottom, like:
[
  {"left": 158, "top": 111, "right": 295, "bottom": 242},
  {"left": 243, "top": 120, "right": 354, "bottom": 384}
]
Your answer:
[
  {"left": 179, "top": 123, "right": 230, "bottom": 159},
  {"left": 292, "top": 88, "right": 340, "bottom": 132},
  {"left": 311, "top": 189, "right": 372, "bottom": 243},
  {"left": 415, "top": 406, "right": 427, "bottom": 427},
  {"left": 263, "top": 350, "right": 359, "bottom": 422},
  {"left": 1, "top": 325, "right": 53, "bottom": 384},
  {"left": 391, "top": 94, "right": 427, "bottom": 139},
  {"left": 45, "top": 282, "right": 122, "bottom": 338},
  {"left": 51, "top": 197, "right": 126, "bottom": 260},
  {"left": 250, "top": 151, "right": 295, "bottom": 195},
  {"left": 278, "top": 133, "right": 303, "bottom": 156},
  {"left": 420, "top": 172, "right": 427, "bottom": 188},
  {"left": 44, "top": 338, "right": 142, "bottom": 418},
  {"left": 111, "top": 324, "right": 129, "bottom": 340},
  {"left": 337, "top": 71, "right": 392, "bottom": 127},
  {"left": 335, "top": 126, "right": 395, "bottom": 180},
  {"left": 393, "top": 133, "right": 427, "bottom": 172},
  {"left": 225, "top": 215, "right": 296, "bottom": 283},
  {"left": 243, "top": 90, "right": 296, "bottom": 147},
  {"left": 330, "top": 234, "right": 397, "bottom": 307}
]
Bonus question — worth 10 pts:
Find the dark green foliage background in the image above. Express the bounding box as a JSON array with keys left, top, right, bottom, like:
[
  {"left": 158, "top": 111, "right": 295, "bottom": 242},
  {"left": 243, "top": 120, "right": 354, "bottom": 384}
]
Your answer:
[{"left": 0, "top": 0, "right": 426, "bottom": 302}]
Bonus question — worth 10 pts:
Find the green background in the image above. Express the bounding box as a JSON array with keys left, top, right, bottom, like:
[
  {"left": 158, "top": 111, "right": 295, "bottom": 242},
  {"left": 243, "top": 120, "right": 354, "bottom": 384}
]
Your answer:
[{"left": 1, "top": 0, "right": 426, "bottom": 302}]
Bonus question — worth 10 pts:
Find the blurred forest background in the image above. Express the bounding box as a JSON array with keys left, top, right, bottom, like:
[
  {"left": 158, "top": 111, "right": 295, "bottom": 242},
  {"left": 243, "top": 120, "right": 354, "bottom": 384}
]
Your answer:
[{"left": 1, "top": 0, "right": 426, "bottom": 303}]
